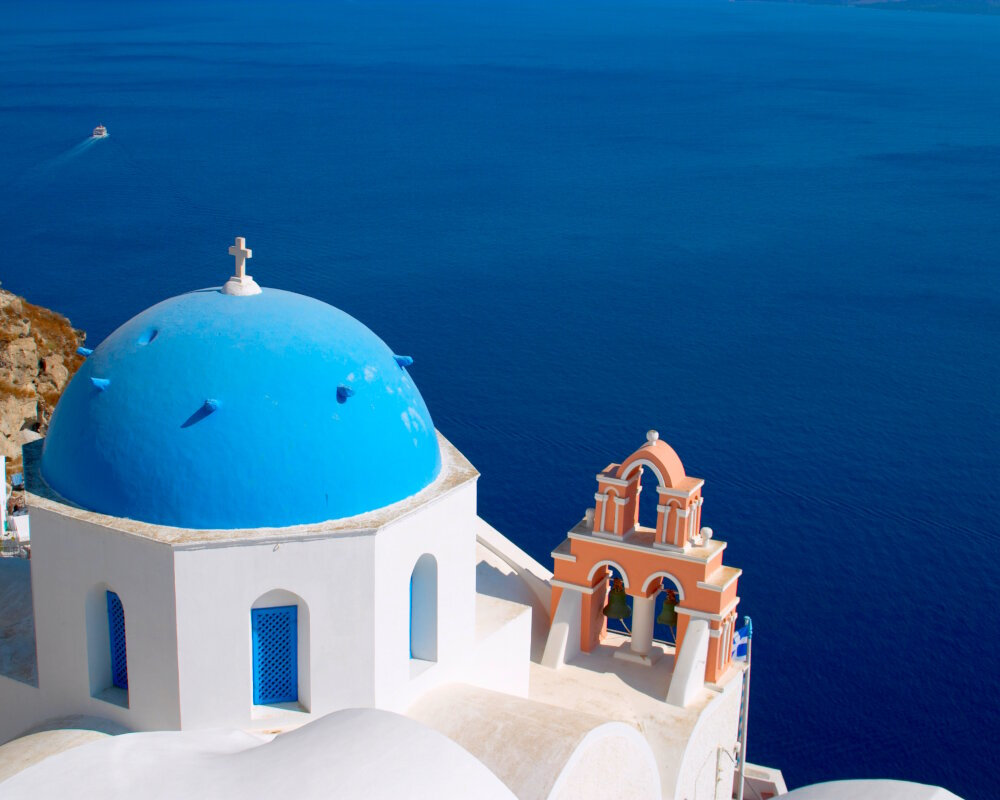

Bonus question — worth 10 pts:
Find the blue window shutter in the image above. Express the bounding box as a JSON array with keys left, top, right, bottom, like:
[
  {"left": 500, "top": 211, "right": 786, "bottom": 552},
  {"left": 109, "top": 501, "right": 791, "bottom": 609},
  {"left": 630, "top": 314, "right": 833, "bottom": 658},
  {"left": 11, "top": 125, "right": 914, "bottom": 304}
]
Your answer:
[
  {"left": 251, "top": 606, "right": 298, "bottom": 705},
  {"left": 106, "top": 591, "right": 128, "bottom": 690}
]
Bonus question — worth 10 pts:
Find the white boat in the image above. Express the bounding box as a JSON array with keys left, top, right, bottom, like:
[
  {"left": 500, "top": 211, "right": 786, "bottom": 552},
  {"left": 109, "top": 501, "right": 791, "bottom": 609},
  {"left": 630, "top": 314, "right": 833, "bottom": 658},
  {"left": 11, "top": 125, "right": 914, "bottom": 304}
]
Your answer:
[{"left": 92, "top": 124, "right": 108, "bottom": 138}]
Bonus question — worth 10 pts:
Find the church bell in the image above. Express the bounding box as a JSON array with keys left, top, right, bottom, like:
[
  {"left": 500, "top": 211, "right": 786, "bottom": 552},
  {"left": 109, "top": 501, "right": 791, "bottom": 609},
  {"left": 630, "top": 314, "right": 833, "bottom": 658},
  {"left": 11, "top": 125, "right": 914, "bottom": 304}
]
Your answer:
[
  {"left": 656, "top": 589, "right": 678, "bottom": 627},
  {"left": 602, "top": 578, "right": 632, "bottom": 620}
]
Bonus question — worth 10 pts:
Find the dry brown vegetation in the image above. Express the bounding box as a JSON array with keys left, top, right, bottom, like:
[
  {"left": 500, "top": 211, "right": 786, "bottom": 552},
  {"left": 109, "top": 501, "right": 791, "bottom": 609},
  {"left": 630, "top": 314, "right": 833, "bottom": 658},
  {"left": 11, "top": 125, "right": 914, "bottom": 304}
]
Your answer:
[
  {"left": 21, "top": 299, "right": 86, "bottom": 376},
  {"left": 0, "top": 379, "right": 35, "bottom": 400}
]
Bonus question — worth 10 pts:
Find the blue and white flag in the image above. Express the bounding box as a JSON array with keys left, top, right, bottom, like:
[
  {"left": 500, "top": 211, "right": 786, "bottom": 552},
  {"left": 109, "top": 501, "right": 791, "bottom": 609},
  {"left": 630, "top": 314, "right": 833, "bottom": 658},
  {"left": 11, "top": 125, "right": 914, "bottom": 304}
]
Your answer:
[{"left": 732, "top": 625, "right": 749, "bottom": 661}]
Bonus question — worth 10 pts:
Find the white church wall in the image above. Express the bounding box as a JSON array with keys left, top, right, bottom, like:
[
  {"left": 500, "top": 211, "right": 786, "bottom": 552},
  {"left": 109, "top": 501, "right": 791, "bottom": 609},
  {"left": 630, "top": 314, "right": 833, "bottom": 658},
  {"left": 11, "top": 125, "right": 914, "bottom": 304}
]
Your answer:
[
  {"left": 172, "top": 531, "right": 377, "bottom": 729},
  {"left": 672, "top": 673, "right": 743, "bottom": 800},
  {"left": 372, "top": 479, "right": 478, "bottom": 711},
  {"left": 0, "top": 676, "right": 42, "bottom": 744},
  {"left": 25, "top": 507, "right": 182, "bottom": 733},
  {"left": 7, "top": 449, "right": 515, "bottom": 737},
  {"left": 0, "top": 557, "right": 41, "bottom": 743}
]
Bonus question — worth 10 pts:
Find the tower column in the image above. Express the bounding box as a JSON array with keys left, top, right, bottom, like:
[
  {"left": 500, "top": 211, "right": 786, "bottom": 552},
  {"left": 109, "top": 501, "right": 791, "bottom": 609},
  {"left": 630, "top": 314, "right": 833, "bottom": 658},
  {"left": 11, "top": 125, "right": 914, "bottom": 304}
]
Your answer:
[
  {"left": 580, "top": 579, "right": 609, "bottom": 652},
  {"left": 630, "top": 593, "right": 656, "bottom": 657}
]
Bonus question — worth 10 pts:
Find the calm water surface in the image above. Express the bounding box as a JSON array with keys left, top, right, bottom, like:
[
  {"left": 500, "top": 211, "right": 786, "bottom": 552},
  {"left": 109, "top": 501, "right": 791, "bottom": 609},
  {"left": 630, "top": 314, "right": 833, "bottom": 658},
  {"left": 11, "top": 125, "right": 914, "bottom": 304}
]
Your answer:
[{"left": 1, "top": 1, "right": 998, "bottom": 796}]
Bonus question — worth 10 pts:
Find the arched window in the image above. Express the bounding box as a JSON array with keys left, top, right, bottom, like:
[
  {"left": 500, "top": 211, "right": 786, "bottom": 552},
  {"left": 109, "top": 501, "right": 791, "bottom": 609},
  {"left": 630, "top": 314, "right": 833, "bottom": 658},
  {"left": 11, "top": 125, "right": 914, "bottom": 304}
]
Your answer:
[
  {"left": 249, "top": 589, "right": 309, "bottom": 710},
  {"left": 87, "top": 585, "right": 129, "bottom": 706},
  {"left": 106, "top": 591, "right": 128, "bottom": 690},
  {"left": 409, "top": 554, "right": 438, "bottom": 662},
  {"left": 251, "top": 605, "right": 298, "bottom": 705},
  {"left": 638, "top": 466, "right": 661, "bottom": 531}
]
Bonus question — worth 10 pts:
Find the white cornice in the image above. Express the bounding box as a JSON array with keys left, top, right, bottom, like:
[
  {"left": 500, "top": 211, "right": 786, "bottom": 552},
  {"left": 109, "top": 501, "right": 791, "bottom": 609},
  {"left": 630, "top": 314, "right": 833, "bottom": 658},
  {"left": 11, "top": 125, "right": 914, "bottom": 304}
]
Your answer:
[
  {"left": 697, "top": 569, "right": 742, "bottom": 593},
  {"left": 657, "top": 480, "right": 704, "bottom": 498},
  {"left": 675, "top": 596, "right": 740, "bottom": 623},
  {"left": 551, "top": 578, "right": 600, "bottom": 595}
]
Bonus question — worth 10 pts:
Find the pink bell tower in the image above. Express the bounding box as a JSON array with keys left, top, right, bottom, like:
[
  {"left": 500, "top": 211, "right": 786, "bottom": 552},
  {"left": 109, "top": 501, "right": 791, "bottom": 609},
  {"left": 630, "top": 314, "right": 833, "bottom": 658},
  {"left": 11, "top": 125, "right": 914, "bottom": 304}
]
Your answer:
[{"left": 545, "top": 431, "right": 742, "bottom": 695}]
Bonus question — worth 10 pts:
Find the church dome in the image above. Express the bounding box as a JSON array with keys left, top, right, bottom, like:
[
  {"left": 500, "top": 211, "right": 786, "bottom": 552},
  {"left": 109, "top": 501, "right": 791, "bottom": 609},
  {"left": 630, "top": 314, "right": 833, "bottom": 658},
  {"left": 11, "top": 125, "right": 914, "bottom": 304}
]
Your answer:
[{"left": 40, "top": 285, "right": 441, "bottom": 529}]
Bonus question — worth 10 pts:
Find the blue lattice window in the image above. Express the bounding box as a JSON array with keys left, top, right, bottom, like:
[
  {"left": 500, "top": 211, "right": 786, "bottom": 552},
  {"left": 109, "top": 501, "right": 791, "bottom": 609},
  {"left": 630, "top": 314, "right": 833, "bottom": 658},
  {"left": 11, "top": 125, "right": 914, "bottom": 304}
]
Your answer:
[
  {"left": 251, "top": 606, "right": 298, "bottom": 705},
  {"left": 106, "top": 591, "right": 128, "bottom": 690}
]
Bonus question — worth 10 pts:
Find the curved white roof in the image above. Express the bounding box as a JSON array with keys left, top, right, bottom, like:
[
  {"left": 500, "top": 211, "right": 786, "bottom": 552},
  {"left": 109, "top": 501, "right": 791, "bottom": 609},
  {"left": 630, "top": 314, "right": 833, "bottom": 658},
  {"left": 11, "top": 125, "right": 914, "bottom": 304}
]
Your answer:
[
  {"left": 0, "top": 708, "right": 516, "bottom": 800},
  {"left": 784, "top": 779, "right": 962, "bottom": 800}
]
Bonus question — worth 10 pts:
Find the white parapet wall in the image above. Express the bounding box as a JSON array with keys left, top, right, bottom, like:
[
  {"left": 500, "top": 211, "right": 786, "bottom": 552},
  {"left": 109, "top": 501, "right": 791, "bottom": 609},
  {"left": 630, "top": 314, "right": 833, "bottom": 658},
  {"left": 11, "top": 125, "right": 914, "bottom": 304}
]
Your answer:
[{"left": 540, "top": 587, "right": 582, "bottom": 669}]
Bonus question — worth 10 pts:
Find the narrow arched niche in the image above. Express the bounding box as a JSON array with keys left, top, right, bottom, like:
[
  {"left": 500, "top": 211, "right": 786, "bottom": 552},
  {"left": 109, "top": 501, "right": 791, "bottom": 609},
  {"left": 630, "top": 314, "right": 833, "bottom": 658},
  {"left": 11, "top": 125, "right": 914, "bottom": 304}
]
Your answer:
[
  {"left": 250, "top": 589, "right": 310, "bottom": 711},
  {"left": 85, "top": 583, "right": 129, "bottom": 707},
  {"left": 409, "top": 554, "right": 438, "bottom": 663}
]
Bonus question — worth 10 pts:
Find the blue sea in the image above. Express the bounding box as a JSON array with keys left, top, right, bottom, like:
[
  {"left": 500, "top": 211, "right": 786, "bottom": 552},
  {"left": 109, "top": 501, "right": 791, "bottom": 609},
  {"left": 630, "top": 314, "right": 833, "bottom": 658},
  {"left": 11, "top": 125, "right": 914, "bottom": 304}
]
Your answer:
[{"left": 1, "top": 1, "right": 998, "bottom": 796}]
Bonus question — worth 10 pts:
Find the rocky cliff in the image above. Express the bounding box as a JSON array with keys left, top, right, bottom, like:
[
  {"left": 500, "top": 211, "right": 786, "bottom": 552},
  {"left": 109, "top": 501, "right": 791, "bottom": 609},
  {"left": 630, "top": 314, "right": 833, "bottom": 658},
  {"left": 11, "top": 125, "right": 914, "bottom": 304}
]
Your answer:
[{"left": 0, "top": 288, "right": 85, "bottom": 488}]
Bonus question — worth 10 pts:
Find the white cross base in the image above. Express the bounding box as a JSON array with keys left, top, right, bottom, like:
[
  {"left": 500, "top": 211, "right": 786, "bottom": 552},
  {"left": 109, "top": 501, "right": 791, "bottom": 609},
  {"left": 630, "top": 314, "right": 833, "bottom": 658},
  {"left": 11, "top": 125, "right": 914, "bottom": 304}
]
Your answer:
[{"left": 222, "top": 236, "right": 262, "bottom": 296}]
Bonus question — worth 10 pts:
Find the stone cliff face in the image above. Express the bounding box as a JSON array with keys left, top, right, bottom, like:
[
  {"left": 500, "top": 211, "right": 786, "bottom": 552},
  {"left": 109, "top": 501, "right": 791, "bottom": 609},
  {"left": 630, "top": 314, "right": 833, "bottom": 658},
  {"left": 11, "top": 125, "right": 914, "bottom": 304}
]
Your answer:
[{"left": 0, "top": 288, "right": 85, "bottom": 485}]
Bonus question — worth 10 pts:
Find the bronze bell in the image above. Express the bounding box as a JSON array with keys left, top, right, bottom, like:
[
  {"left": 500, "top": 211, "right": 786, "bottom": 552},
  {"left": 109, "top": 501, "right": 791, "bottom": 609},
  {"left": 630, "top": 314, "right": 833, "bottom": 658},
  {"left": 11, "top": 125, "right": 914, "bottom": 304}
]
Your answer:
[
  {"left": 602, "top": 578, "right": 632, "bottom": 620},
  {"left": 657, "top": 589, "right": 678, "bottom": 627}
]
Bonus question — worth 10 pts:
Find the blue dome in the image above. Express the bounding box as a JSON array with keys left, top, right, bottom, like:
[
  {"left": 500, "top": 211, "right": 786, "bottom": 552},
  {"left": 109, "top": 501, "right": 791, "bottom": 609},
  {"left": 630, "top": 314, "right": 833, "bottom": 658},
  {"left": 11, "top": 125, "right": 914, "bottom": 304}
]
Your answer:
[{"left": 41, "top": 287, "right": 441, "bottom": 529}]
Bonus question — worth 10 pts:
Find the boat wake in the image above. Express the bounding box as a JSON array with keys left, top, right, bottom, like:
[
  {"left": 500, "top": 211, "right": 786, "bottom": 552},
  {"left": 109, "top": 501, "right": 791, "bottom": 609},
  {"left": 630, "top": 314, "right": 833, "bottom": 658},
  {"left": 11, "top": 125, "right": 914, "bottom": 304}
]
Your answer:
[
  {"left": 1, "top": 137, "right": 103, "bottom": 190},
  {"left": 46, "top": 137, "right": 101, "bottom": 168}
]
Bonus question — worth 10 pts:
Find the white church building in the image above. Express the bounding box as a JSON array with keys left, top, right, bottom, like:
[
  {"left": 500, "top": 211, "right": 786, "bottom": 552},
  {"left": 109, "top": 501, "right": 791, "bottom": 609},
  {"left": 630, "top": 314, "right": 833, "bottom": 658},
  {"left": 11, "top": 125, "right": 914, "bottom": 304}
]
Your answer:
[{"left": 0, "top": 240, "right": 959, "bottom": 800}]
